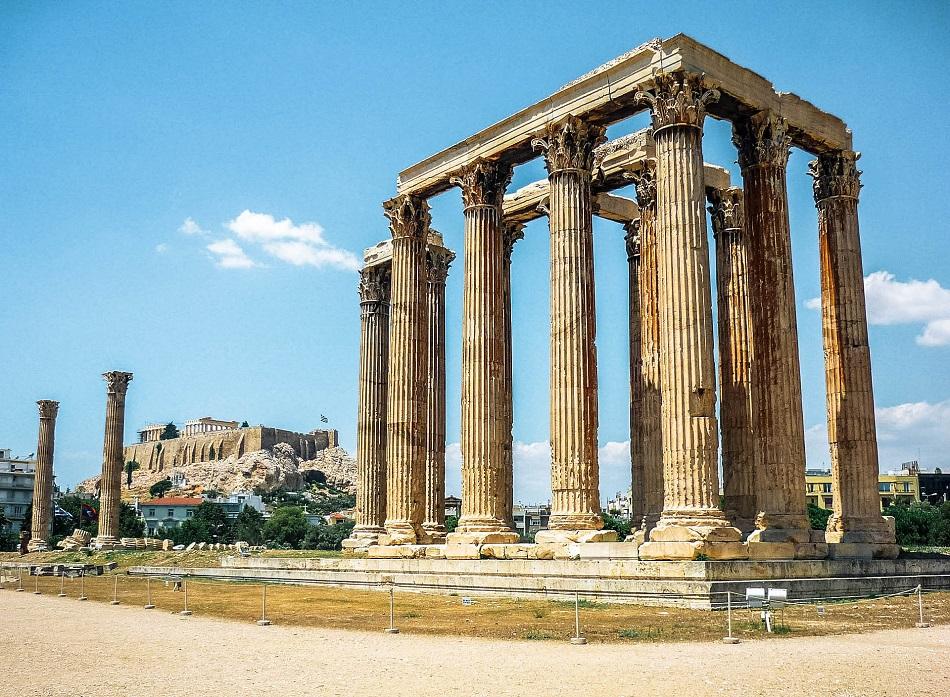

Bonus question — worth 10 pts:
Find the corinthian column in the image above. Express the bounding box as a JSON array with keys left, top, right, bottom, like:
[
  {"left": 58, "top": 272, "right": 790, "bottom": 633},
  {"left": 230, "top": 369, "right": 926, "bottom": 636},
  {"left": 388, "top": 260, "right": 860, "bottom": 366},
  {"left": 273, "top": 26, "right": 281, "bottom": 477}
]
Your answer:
[
  {"left": 97, "top": 371, "right": 133, "bottom": 544},
  {"left": 423, "top": 246, "right": 455, "bottom": 541},
  {"left": 27, "top": 400, "right": 59, "bottom": 552},
  {"left": 382, "top": 195, "right": 430, "bottom": 545},
  {"left": 345, "top": 263, "right": 390, "bottom": 548},
  {"left": 627, "top": 162, "right": 663, "bottom": 536},
  {"left": 809, "top": 150, "right": 896, "bottom": 554},
  {"left": 624, "top": 221, "right": 645, "bottom": 529},
  {"left": 502, "top": 221, "right": 525, "bottom": 527},
  {"left": 448, "top": 158, "right": 519, "bottom": 544},
  {"left": 733, "top": 111, "right": 810, "bottom": 545},
  {"left": 532, "top": 115, "right": 615, "bottom": 543},
  {"left": 635, "top": 72, "right": 741, "bottom": 558},
  {"left": 708, "top": 187, "right": 756, "bottom": 534}
]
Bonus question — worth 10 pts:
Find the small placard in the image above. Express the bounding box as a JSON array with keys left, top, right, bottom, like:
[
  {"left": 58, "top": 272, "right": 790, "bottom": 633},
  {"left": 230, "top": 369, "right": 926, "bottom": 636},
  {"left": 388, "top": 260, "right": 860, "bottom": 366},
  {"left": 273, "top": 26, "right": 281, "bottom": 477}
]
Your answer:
[
  {"left": 817, "top": 606, "right": 825, "bottom": 615},
  {"left": 461, "top": 597, "right": 474, "bottom": 606}
]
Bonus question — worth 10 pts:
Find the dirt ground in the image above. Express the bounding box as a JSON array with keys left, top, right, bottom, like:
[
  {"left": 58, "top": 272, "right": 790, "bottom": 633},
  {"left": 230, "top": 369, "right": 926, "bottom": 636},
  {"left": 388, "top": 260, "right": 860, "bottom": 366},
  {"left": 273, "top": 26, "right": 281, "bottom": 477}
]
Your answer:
[{"left": 2, "top": 590, "right": 948, "bottom": 697}]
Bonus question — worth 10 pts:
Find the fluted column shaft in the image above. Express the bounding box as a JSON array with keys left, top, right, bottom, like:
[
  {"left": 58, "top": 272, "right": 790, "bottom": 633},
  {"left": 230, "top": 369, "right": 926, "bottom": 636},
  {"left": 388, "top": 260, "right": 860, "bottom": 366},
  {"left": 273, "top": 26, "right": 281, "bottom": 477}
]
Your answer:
[
  {"left": 629, "top": 163, "right": 663, "bottom": 533},
  {"left": 449, "top": 159, "right": 519, "bottom": 543},
  {"left": 533, "top": 115, "right": 609, "bottom": 538},
  {"left": 734, "top": 112, "right": 809, "bottom": 541},
  {"left": 635, "top": 72, "right": 737, "bottom": 543},
  {"left": 810, "top": 150, "right": 893, "bottom": 544},
  {"left": 351, "top": 265, "right": 390, "bottom": 540},
  {"left": 98, "top": 371, "right": 132, "bottom": 542},
  {"left": 625, "top": 222, "right": 645, "bottom": 527},
  {"left": 28, "top": 400, "right": 59, "bottom": 551},
  {"left": 502, "top": 221, "right": 525, "bottom": 527},
  {"left": 709, "top": 187, "right": 757, "bottom": 533},
  {"left": 383, "top": 195, "right": 430, "bottom": 545},
  {"left": 423, "top": 247, "right": 454, "bottom": 539}
]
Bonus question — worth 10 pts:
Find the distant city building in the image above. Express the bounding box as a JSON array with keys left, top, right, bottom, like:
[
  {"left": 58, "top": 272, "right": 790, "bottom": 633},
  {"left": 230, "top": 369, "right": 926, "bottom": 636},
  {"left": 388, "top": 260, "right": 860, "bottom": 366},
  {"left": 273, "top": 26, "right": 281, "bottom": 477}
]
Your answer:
[
  {"left": 204, "top": 491, "right": 264, "bottom": 522},
  {"left": 805, "top": 469, "right": 918, "bottom": 510},
  {"left": 606, "top": 490, "right": 632, "bottom": 518},
  {"left": 182, "top": 417, "right": 240, "bottom": 437},
  {"left": 0, "top": 449, "right": 36, "bottom": 533},
  {"left": 444, "top": 495, "right": 461, "bottom": 518},
  {"left": 139, "top": 491, "right": 265, "bottom": 535},
  {"left": 513, "top": 503, "right": 551, "bottom": 538}
]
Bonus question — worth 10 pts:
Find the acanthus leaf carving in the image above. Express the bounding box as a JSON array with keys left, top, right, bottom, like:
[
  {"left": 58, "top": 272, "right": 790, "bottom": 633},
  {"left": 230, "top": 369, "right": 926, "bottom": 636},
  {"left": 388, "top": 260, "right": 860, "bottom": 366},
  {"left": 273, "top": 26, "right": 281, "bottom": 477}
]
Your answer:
[
  {"left": 502, "top": 221, "right": 525, "bottom": 262},
  {"left": 531, "top": 114, "right": 607, "bottom": 175},
  {"left": 808, "top": 149, "right": 862, "bottom": 203},
  {"left": 624, "top": 220, "right": 641, "bottom": 262},
  {"left": 383, "top": 194, "right": 431, "bottom": 241},
  {"left": 449, "top": 158, "right": 513, "bottom": 208},
  {"left": 634, "top": 71, "right": 719, "bottom": 133},
  {"left": 706, "top": 187, "right": 744, "bottom": 237},
  {"left": 102, "top": 371, "right": 133, "bottom": 395},
  {"left": 37, "top": 399, "right": 60, "bottom": 419},
  {"left": 623, "top": 159, "right": 657, "bottom": 210},
  {"left": 426, "top": 246, "right": 456, "bottom": 284},
  {"left": 732, "top": 110, "right": 792, "bottom": 171},
  {"left": 359, "top": 264, "right": 391, "bottom": 304}
]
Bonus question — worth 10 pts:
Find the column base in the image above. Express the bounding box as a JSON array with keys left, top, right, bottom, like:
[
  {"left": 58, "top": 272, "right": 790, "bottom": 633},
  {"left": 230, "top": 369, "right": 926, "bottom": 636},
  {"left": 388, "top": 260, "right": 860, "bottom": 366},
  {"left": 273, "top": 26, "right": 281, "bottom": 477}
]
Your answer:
[
  {"left": 825, "top": 514, "right": 896, "bottom": 545},
  {"left": 379, "top": 523, "right": 430, "bottom": 546},
  {"left": 827, "top": 543, "right": 900, "bottom": 560},
  {"left": 546, "top": 513, "right": 604, "bottom": 531},
  {"left": 26, "top": 540, "right": 49, "bottom": 553},
  {"left": 342, "top": 529, "right": 384, "bottom": 551},
  {"left": 647, "top": 511, "right": 742, "bottom": 543},
  {"left": 638, "top": 540, "right": 748, "bottom": 560},
  {"left": 92, "top": 536, "right": 119, "bottom": 550},
  {"left": 535, "top": 529, "right": 618, "bottom": 544},
  {"left": 448, "top": 530, "right": 519, "bottom": 545},
  {"left": 747, "top": 512, "right": 812, "bottom": 544},
  {"left": 422, "top": 524, "right": 447, "bottom": 544}
]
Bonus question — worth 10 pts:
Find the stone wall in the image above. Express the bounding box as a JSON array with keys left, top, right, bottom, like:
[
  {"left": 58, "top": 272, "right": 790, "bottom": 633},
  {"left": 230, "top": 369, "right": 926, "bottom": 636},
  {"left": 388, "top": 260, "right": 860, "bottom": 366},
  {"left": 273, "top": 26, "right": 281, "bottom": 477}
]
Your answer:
[{"left": 124, "top": 426, "right": 337, "bottom": 473}]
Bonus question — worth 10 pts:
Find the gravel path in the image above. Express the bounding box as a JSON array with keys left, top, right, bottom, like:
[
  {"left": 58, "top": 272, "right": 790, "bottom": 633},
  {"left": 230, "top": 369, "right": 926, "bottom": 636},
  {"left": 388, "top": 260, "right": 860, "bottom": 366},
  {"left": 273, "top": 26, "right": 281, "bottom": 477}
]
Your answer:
[{"left": 2, "top": 591, "right": 948, "bottom": 697}]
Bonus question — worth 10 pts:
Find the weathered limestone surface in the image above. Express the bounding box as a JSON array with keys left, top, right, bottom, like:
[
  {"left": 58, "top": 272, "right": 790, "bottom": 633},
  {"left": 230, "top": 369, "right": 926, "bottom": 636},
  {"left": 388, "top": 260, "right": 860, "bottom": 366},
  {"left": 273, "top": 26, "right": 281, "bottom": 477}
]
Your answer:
[
  {"left": 501, "top": 221, "right": 524, "bottom": 527},
  {"left": 347, "top": 264, "right": 391, "bottom": 547},
  {"left": 625, "top": 220, "right": 645, "bottom": 528},
  {"left": 734, "top": 111, "right": 811, "bottom": 545},
  {"left": 97, "top": 371, "right": 132, "bottom": 543},
  {"left": 448, "top": 159, "right": 519, "bottom": 544},
  {"left": 382, "top": 195, "right": 430, "bottom": 545},
  {"left": 708, "top": 187, "right": 756, "bottom": 533},
  {"left": 634, "top": 72, "right": 740, "bottom": 558},
  {"left": 27, "top": 400, "right": 59, "bottom": 552},
  {"left": 423, "top": 246, "right": 454, "bottom": 541},
  {"left": 810, "top": 150, "right": 894, "bottom": 546},
  {"left": 532, "top": 115, "right": 614, "bottom": 543},
  {"left": 627, "top": 161, "right": 663, "bottom": 535}
]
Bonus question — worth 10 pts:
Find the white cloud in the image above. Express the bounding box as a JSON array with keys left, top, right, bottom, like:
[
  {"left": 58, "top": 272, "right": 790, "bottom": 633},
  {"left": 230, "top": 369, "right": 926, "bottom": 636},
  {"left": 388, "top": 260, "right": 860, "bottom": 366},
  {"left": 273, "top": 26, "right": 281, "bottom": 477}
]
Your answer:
[
  {"left": 228, "top": 210, "right": 325, "bottom": 244},
  {"left": 179, "top": 217, "right": 208, "bottom": 236},
  {"left": 154, "top": 243, "right": 169, "bottom": 254},
  {"left": 263, "top": 240, "right": 360, "bottom": 271},
  {"left": 206, "top": 239, "right": 256, "bottom": 269},
  {"left": 806, "top": 270, "right": 950, "bottom": 347}
]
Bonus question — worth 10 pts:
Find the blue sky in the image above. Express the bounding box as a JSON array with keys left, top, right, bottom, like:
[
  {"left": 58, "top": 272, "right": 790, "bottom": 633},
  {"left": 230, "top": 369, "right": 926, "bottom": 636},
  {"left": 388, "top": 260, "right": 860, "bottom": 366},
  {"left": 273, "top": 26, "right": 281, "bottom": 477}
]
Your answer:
[{"left": 3, "top": 2, "right": 950, "bottom": 502}]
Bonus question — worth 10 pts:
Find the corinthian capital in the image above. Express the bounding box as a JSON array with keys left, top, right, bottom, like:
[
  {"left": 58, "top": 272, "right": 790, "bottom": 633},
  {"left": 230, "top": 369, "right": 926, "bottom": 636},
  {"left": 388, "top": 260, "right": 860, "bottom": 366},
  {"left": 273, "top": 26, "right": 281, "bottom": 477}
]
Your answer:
[
  {"left": 426, "top": 247, "right": 456, "bottom": 284},
  {"left": 808, "top": 150, "right": 862, "bottom": 203},
  {"left": 623, "top": 220, "right": 640, "bottom": 262},
  {"left": 37, "top": 400, "right": 60, "bottom": 419},
  {"left": 531, "top": 114, "right": 607, "bottom": 175},
  {"left": 502, "top": 220, "right": 525, "bottom": 263},
  {"left": 732, "top": 111, "right": 792, "bottom": 170},
  {"left": 359, "top": 264, "right": 391, "bottom": 304},
  {"left": 103, "top": 371, "right": 133, "bottom": 395},
  {"left": 383, "top": 194, "right": 431, "bottom": 241},
  {"left": 623, "top": 160, "right": 657, "bottom": 210},
  {"left": 635, "top": 71, "right": 719, "bottom": 133},
  {"left": 449, "top": 158, "right": 513, "bottom": 208},
  {"left": 707, "top": 187, "right": 744, "bottom": 237}
]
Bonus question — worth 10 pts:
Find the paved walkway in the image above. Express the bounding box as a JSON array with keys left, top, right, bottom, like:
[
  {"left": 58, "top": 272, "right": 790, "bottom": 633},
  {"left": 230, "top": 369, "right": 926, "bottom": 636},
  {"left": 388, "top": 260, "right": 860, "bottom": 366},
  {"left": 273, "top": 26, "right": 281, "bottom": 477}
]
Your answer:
[{"left": 2, "top": 591, "right": 948, "bottom": 696}]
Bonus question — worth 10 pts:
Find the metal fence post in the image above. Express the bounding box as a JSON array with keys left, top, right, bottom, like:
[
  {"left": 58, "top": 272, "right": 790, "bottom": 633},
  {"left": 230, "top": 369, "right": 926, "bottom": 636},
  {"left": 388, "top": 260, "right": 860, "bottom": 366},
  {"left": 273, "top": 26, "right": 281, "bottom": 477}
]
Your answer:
[
  {"left": 78, "top": 571, "right": 87, "bottom": 601},
  {"left": 722, "top": 591, "right": 740, "bottom": 644},
  {"left": 180, "top": 579, "right": 192, "bottom": 616},
  {"left": 16, "top": 569, "right": 24, "bottom": 592},
  {"left": 110, "top": 575, "right": 120, "bottom": 605},
  {"left": 33, "top": 571, "right": 40, "bottom": 595},
  {"left": 384, "top": 583, "right": 399, "bottom": 634},
  {"left": 570, "top": 592, "right": 587, "bottom": 645},
  {"left": 257, "top": 584, "right": 272, "bottom": 626},
  {"left": 58, "top": 569, "right": 66, "bottom": 597},
  {"left": 915, "top": 584, "right": 931, "bottom": 628},
  {"left": 144, "top": 576, "right": 155, "bottom": 609}
]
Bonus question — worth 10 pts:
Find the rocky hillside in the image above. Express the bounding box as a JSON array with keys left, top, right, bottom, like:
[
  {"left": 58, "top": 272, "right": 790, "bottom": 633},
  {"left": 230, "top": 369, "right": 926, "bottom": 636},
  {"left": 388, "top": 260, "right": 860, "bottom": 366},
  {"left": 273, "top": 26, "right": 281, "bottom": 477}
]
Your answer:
[{"left": 77, "top": 444, "right": 356, "bottom": 500}]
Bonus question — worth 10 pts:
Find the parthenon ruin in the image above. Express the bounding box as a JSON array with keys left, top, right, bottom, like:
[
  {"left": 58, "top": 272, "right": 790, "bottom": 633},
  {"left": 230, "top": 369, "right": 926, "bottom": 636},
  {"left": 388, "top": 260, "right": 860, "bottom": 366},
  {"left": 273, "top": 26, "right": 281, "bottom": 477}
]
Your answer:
[{"left": 347, "top": 34, "right": 898, "bottom": 561}]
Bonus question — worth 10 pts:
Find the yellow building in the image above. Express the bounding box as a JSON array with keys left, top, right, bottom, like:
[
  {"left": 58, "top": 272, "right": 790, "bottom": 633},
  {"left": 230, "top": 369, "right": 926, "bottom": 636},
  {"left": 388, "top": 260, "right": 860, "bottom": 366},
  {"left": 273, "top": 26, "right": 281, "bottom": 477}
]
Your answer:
[{"left": 805, "top": 470, "right": 919, "bottom": 511}]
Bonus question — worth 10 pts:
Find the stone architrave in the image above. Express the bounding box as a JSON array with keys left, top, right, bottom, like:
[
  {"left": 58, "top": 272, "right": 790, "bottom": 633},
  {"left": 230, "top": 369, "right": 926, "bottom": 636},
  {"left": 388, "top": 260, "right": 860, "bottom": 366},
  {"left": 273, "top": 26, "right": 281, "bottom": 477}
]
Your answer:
[
  {"left": 624, "top": 220, "right": 645, "bottom": 529},
  {"left": 345, "top": 264, "right": 391, "bottom": 548},
  {"left": 733, "top": 111, "right": 811, "bottom": 545},
  {"left": 809, "top": 150, "right": 896, "bottom": 554},
  {"left": 627, "top": 162, "right": 663, "bottom": 536},
  {"left": 97, "top": 371, "right": 133, "bottom": 544},
  {"left": 634, "top": 72, "right": 741, "bottom": 558},
  {"left": 381, "top": 194, "right": 430, "bottom": 545},
  {"left": 501, "top": 220, "right": 525, "bottom": 528},
  {"left": 708, "top": 187, "right": 757, "bottom": 534},
  {"left": 423, "top": 246, "right": 455, "bottom": 542},
  {"left": 448, "top": 159, "right": 519, "bottom": 544},
  {"left": 27, "top": 400, "right": 60, "bottom": 552},
  {"left": 532, "top": 115, "right": 616, "bottom": 543}
]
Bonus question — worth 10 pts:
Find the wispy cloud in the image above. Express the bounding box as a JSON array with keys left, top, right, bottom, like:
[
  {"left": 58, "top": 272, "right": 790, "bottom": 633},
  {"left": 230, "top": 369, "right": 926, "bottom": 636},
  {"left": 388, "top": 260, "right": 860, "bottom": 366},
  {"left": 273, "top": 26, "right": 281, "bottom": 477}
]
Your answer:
[
  {"left": 179, "top": 217, "right": 209, "bottom": 236},
  {"left": 207, "top": 238, "right": 256, "bottom": 269},
  {"left": 806, "top": 270, "right": 950, "bottom": 347},
  {"left": 154, "top": 243, "right": 169, "bottom": 254}
]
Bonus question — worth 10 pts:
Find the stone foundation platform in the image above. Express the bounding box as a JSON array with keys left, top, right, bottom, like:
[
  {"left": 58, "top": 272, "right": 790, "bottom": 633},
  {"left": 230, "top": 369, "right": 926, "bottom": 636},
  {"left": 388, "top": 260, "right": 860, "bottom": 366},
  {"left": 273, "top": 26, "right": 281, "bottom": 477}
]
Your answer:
[{"left": 127, "top": 554, "right": 950, "bottom": 609}]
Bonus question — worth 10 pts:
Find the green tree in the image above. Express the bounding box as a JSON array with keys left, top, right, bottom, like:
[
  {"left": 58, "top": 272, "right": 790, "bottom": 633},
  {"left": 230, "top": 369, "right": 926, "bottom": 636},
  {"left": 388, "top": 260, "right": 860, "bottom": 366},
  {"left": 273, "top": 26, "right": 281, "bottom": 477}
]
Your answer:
[
  {"left": 263, "top": 506, "right": 309, "bottom": 548},
  {"left": 194, "top": 501, "right": 232, "bottom": 542},
  {"left": 303, "top": 519, "right": 355, "bottom": 550},
  {"left": 125, "top": 460, "right": 140, "bottom": 488},
  {"left": 233, "top": 506, "right": 265, "bottom": 544},
  {"left": 118, "top": 501, "right": 145, "bottom": 538},
  {"left": 445, "top": 515, "right": 458, "bottom": 534},
  {"left": 160, "top": 422, "right": 180, "bottom": 440},
  {"left": 241, "top": 420, "right": 250, "bottom": 428},
  {"left": 149, "top": 479, "right": 173, "bottom": 498},
  {"left": 209, "top": 445, "right": 216, "bottom": 460},
  {"left": 0, "top": 508, "right": 9, "bottom": 529},
  {"left": 601, "top": 512, "right": 632, "bottom": 541},
  {"left": 807, "top": 503, "right": 832, "bottom": 531}
]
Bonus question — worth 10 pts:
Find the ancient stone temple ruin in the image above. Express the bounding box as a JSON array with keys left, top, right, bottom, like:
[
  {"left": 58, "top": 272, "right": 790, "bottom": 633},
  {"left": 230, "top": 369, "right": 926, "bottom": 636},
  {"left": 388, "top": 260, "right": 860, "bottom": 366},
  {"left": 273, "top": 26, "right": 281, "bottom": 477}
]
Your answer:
[{"left": 346, "top": 34, "right": 897, "bottom": 562}]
